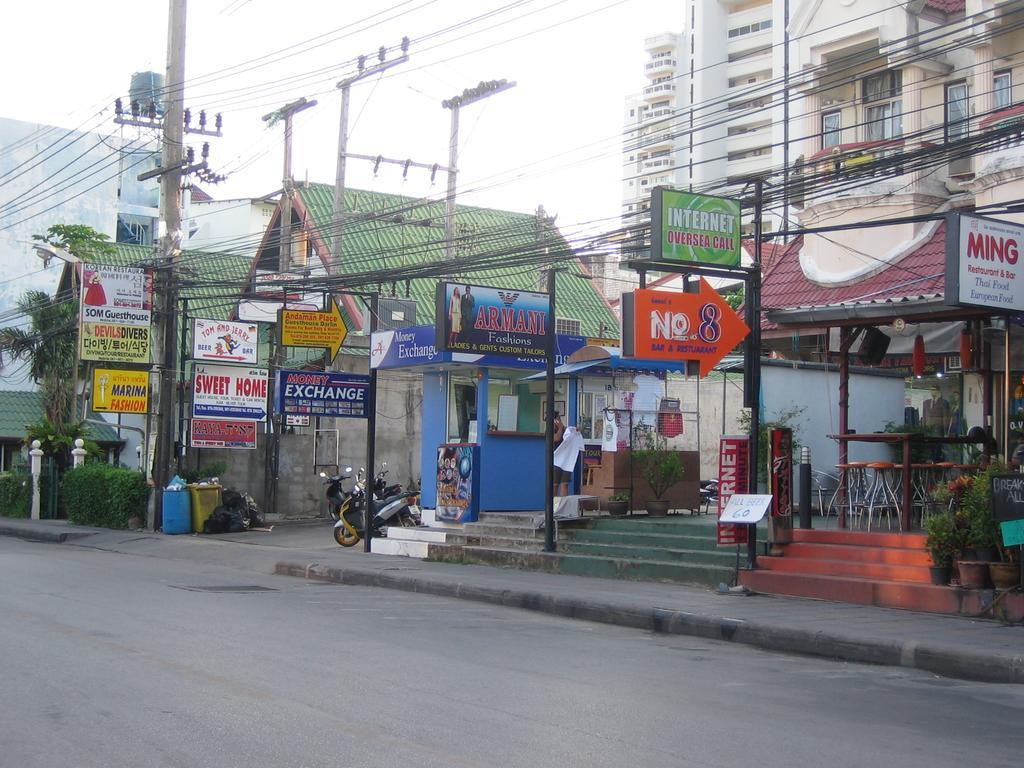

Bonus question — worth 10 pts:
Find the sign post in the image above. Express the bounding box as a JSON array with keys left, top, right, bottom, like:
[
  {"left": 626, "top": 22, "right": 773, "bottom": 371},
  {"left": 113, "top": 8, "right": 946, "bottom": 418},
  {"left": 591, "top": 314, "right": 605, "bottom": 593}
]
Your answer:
[{"left": 279, "top": 300, "right": 348, "bottom": 361}]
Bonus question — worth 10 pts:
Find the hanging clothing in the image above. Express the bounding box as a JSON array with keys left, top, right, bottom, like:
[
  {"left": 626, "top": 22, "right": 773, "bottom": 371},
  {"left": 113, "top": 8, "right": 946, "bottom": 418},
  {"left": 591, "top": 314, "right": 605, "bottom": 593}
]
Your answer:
[{"left": 554, "top": 426, "right": 584, "bottom": 471}]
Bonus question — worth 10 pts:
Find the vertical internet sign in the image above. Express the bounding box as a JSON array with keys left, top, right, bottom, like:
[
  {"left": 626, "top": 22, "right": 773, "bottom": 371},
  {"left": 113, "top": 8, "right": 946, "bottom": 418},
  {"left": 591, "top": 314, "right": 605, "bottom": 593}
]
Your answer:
[
  {"left": 650, "top": 188, "right": 742, "bottom": 266},
  {"left": 79, "top": 265, "right": 153, "bottom": 364},
  {"left": 717, "top": 435, "right": 750, "bottom": 546}
]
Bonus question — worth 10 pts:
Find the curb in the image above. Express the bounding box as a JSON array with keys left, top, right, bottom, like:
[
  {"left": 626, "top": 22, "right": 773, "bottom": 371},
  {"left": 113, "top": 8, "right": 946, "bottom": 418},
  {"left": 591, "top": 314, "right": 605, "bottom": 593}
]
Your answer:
[
  {"left": 0, "top": 521, "right": 96, "bottom": 544},
  {"left": 275, "top": 560, "right": 1024, "bottom": 685}
]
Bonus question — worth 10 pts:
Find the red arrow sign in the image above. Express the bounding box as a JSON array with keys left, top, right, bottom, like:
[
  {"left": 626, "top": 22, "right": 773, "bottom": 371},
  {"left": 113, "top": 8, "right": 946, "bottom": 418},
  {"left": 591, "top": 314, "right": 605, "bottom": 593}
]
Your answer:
[{"left": 623, "top": 278, "right": 750, "bottom": 377}]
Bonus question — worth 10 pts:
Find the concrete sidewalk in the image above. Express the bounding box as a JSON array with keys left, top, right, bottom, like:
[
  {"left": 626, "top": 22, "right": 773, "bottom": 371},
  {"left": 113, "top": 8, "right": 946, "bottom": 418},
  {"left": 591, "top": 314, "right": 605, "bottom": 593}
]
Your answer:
[{"left": 2, "top": 516, "right": 1023, "bottom": 684}]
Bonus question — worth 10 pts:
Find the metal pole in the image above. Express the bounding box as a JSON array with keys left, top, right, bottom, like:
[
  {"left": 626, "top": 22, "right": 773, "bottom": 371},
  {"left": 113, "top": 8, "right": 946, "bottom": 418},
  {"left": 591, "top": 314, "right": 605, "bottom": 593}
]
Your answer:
[
  {"left": 799, "top": 446, "right": 812, "bottom": 529},
  {"left": 178, "top": 298, "right": 189, "bottom": 466},
  {"left": 744, "top": 178, "right": 764, "bottom": 568},
  {"left": 445, "top": 104, "right": 459, "bottom": 262},
  {"left": 332, "top": 82, "right": 350, "bottom": 270},
  {"left": 544, "top": 268, "right": 556, "bottom": 552},
  {"left": 1005, "top": 321, "right": 1012, "bottom": 465},
  {"left": 364, "top": 293, "right": 379, "bottom": 553}
]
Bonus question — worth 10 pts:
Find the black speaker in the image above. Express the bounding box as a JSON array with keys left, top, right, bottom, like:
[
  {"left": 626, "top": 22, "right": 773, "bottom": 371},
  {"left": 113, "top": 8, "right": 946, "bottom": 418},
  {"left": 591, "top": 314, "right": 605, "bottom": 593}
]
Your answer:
[{"left": 858, "top": 327, "right": 891, "bottom": 365}]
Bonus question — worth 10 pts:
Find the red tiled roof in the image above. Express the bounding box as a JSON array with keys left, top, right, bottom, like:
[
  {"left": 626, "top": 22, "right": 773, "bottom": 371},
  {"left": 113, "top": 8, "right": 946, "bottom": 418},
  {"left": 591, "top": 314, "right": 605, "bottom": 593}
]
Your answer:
[
  {"left": 924, "top": 0, "right": 965, "bottom": 12},
  {"left": 760, "top": 223, "right": 947, "bottom": 330},
  {"left": 189, "top": 185, "right": 213, "bottom": 202}
]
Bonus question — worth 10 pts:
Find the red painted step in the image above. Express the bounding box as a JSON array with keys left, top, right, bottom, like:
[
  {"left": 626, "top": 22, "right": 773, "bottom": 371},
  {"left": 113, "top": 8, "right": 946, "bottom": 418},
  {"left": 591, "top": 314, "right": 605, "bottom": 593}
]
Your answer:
[
  {"left": 784, "top": 542, "right": 933, "bottom": 567},
  {"left": 755, "top": 555, "right": 934, "bottom": 583},
  {"left": 791, "top": 529, "right": 927, "bottom": 549},
  {"left": 738, "top": 569, "right": 965, "bottom": 615}
]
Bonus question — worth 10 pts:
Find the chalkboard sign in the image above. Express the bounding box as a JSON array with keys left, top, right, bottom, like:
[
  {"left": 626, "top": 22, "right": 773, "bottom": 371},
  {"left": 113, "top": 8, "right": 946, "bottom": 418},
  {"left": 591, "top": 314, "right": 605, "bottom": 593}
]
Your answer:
[{"left": 991, "top": 473, "right": 1024, "bottom": 523}]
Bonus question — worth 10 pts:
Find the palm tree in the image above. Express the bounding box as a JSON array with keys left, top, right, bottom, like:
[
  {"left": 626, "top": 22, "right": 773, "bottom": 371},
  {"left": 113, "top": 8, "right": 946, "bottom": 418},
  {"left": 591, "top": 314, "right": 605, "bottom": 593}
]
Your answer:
[{"left": 0, "top": 289, "right": 78, "bottom": 429}]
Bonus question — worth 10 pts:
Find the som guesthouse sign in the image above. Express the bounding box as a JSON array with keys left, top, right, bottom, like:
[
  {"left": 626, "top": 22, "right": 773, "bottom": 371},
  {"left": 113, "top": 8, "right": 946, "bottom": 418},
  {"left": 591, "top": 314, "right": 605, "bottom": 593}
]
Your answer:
[
  {"left": 651, "top": 188, "right": 741, "bottom": 267},
  {"left": 435, "top": 282, "right": 549, "bottom": 357}
]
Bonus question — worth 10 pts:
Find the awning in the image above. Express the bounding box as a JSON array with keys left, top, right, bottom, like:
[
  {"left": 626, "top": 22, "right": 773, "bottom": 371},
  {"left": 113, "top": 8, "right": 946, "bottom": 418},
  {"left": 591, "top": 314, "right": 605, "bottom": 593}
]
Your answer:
[{"left": 523, "top": 345, "right": 690, "bottom": 380}]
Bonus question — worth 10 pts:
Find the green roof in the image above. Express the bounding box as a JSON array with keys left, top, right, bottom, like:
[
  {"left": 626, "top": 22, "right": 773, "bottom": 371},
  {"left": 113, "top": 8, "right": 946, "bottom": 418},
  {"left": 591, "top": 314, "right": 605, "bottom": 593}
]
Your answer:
[
  {"left": 0, "top": 390, "right": 120, "bottom": 443},
  {"left": 296, "top": 183, "right": 618, "bottom": 338}
]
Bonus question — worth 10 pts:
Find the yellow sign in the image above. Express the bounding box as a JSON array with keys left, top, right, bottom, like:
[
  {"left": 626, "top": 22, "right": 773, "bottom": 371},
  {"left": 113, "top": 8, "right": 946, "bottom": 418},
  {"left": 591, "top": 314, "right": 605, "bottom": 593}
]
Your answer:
[
  {"left": 80, "top": 322, "right": 151, "bottom": 364},
  {"left": 280, "top": 300, "right": 348, "bottom": 360},
  {"left": 92, "top": 368, "right": 149, "bottom": 414}
]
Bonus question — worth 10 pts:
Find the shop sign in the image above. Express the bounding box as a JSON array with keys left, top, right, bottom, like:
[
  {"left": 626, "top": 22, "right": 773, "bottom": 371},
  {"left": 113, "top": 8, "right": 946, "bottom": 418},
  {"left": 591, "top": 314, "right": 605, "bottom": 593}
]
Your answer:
[
  {"left": 945, "top": 213, "right": 1024, "bottom": 313},
  {"left": 769, "top": 427, "right": 793, "bottom": 518},
  {"left": 435, "top": 282, "right": 549, "bottom": 357},
  {"left": 275, "top": 369, "right": 370, "bottom": 419},
  {"left": 436, "top": 444, "right": 480, "bottom": 523},
  {"left": 193, "top": 318, "right": 259, "bottom": 364},
  {"left": 280, "top": 301, "right": 348, "bottom": 360},
  {"left": 621, "top": 280, "right": 749, "bottom": 376},
  {"left": 717, "top": 436, "right": 750, "bottom": 546},
  {"left": 79, "top": 264, "right": 152, "bottom": 364},
  {"left": 583, "top": 446, "right": 603, "bottom": 467},
  {"left": 192, "top": 363, "right": 269, "bottom": 422},
  {"left": 190, "top": 418, "right": 257, "bottom": 449},
  {"left": 91, "top": 368, "right": 149, "bottom": 414},
  {"left": 650, "top": 188, "right": 741, "bottom": 266},
  {"left": 286, "top": 414, "right": 310, "bottom": 427},
  {"left": 719, "top": 494, "right": 772, "bottom": 524},
  {"left": 371, "top": 326, "right": 442, "bottom": 369}
]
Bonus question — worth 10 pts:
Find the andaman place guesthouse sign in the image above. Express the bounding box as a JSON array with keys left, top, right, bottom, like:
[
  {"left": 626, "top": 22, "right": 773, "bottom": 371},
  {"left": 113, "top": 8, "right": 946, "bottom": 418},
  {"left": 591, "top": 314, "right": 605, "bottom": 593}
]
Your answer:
[
  {"left": 435, "top": 282, "right": 550, "bottom": 357},
  {"left": 945, "top": 212, "right": 1024, "bottom": 313},
  {"left": 650, "top": 188, "right": 741, "bottom": 266}
]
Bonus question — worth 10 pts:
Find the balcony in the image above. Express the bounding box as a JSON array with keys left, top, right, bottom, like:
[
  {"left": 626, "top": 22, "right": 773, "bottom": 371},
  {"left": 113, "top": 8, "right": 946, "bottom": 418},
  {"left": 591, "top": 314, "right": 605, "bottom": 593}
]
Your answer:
[
  {"left": 643, "top": 83, "right": 677, "bottom": 100},
  {"left": 727, "top": 125, "right": 771, "bottom": 154},
  {"left": 641, "top": 107, "right": 675, "bottom": 124},
  {"left": 645, "top": 58, "right": 677, "bottom": 76},
  {"left": 642, "top": 156, "right": 675, "bottom": 172},
  {"left": 973, "top": 105, "right": 1024, "bottom": 185}
]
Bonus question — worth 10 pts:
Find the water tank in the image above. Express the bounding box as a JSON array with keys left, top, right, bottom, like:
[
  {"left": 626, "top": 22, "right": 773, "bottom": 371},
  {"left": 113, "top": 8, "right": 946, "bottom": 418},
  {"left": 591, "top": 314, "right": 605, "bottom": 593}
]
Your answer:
[{"left": 129, "top": 71, "right": 165, "bottom": 116}]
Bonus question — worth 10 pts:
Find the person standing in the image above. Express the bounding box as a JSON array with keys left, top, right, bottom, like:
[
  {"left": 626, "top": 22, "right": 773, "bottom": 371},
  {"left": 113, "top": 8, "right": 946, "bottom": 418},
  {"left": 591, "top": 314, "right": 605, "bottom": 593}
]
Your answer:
[
  {"left": 448, "top": 286, "right": 462, "bottom": 347},
  {"left": 460, "top": 285, "right": 474, "bottom": 337}
]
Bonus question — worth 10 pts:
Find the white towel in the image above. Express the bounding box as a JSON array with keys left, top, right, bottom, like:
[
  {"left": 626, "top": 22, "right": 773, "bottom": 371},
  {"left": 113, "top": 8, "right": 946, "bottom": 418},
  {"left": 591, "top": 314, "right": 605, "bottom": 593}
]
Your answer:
[{"left": 553, "top": 426, "right": 585, "bottom": 471}]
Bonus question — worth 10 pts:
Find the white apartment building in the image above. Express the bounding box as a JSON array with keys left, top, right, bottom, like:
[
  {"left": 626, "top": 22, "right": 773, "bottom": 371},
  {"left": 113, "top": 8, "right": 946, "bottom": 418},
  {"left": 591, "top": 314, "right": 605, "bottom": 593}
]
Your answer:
[{"left": 607, "top": 0, "right": 777, "bottom": 302}]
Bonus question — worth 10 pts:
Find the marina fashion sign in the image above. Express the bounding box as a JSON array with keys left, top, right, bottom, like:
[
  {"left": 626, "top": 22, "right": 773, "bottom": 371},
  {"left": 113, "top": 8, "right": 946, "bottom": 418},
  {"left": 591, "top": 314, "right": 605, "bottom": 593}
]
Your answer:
[
  {"left": 650, "top": 188, "right": 742, "bottom": 267},
  {"left": 945, "top": 213, "right": 1024, "bottom": 313},
  {"left": 434, "top": 282, "right": 550, "bottom": 357},
  {"left": 78, "top": 265, "right": 152, "bottom": 364}
]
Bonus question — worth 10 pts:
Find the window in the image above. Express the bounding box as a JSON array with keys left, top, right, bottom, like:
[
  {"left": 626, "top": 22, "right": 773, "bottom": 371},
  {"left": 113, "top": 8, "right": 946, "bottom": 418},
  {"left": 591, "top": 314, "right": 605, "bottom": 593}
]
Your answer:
[
  {"left": 822, "top": 111, "right": 842, "bottom": 148},
  {"left": 555, "top": 317, "right": 582, "bottom": 335},
  {"left": 447, "top": 375, "right": 477, "bottom": 442},
  {"left": 728, "top": 19, "right": 772, "bottom": 38},
  {"left": 945, "top": 81, "right": 969, "bottom": 142},
  {"left": 995, "top": 70, "right": 1012, "bottom": 109},
  {"left": 863, "top": 71, "right": 902, "bottom": 140}
]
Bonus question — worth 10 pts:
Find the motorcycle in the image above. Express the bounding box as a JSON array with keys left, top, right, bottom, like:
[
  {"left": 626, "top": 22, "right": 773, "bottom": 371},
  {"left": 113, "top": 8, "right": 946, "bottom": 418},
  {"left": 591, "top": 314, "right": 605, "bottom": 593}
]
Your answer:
[
  {"left": 321, "top": 464, "right": 419, "bottom": 547},
  {"left": 699, "top": 478, "right": 720, "bottom": 514}
]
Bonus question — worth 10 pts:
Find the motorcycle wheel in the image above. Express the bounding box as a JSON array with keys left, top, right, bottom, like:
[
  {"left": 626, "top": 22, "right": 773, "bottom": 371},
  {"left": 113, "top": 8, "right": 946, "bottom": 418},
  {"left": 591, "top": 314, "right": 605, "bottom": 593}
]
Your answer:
[
  {"left": 334, "top": 522, "right": 361, "bottom": 547},
  {"left": 395, "top": 510, "right": 417, "bottom": 527}
]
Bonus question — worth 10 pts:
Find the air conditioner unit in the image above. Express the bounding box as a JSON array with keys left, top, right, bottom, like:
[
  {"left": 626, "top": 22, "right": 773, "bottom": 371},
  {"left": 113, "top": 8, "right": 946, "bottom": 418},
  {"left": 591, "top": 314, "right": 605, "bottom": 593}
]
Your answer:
[{"left": 948, "top": 156, "right": 973, "bottom": 179}]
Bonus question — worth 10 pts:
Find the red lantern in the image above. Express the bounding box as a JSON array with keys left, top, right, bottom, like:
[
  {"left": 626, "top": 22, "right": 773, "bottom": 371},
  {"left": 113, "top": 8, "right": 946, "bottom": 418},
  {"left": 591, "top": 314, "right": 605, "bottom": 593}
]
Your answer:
[
  {"left": 912, "top": 334, "right": 925, "bottom": 377},
  {"left": 959, "top": 330, "right": 973, "bottom": 370}
]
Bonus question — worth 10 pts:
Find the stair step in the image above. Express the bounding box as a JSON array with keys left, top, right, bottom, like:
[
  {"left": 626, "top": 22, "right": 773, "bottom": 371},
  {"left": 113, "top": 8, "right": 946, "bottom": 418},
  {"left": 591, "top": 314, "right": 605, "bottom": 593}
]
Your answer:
[
  {"left": 461, "top": 523, "right": 545, "bottom": 539},
  {"left": 791, "top": 528, "right": 927, "bottom": 549},
  {"left": 560, "top": 541, "right": 736, "bottom": 566},
  {"left": 784, "top": 542, "right": 933, "bottom": 566},
  {"left": 432, "top": 546, "right": 733, "bottom": 588},
  {"left": 561, "top": 528, "right": 724, "bottom": 550},
  {"left": 587, "top": 516, "right": 721, "bottom": 533},
  {"left": 756, "top": 555, "right": 934, "bottom": 583},
  {"left": 737, "top": 569, "right": 970, "bottom": 615},
  {"left": 477, "top": 512, "right": 543, "bottom": 524}
]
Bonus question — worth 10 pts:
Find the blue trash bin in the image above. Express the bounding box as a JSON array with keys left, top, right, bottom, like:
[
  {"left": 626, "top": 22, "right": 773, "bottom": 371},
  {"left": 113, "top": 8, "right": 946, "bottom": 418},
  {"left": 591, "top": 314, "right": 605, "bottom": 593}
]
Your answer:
[{"left": 162, "top": 489, "right": 192, "bottom": 534}]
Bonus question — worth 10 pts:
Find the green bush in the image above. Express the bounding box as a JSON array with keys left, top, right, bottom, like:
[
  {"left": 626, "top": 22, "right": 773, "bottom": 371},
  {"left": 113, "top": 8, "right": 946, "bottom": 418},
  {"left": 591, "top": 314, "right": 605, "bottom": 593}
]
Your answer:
[
  {"left": 0, "top": 471, "right": 31, "bottom": 518},
  {"left": 180, "top": 461, "right": 228, "bottom": 485},
  {"left": 62, "top": 464, "right": 150, "bottom": 528}
]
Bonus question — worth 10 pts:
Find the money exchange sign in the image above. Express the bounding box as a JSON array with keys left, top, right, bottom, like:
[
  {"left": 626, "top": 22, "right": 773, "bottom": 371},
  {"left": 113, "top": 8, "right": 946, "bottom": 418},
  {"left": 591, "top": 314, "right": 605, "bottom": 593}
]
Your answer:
[{"left": 79, "top": 265, "right": 152, "bottom": 364}]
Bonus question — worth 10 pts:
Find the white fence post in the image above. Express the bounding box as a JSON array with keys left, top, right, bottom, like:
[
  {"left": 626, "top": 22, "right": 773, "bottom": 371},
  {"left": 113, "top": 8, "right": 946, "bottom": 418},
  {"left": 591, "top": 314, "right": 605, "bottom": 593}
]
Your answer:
[
  {"left": 29, "top": 440, "right": 43, "bottom": 521},
  {"left": 71, "top": 438, "right": 87, "bottom": 469}
]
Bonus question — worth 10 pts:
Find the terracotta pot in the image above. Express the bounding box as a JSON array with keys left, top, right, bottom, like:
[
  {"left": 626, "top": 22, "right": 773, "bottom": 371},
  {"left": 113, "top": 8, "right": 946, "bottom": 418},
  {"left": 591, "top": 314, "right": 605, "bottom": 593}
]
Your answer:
[
  {"left": 989, "top": 562, "right": 1020, "bottom": 591},
  {"left": 928, "top": 565, "right": 951, "bottom": 586},
  {"left": 646, "top": 500, "right": 670, "bottom": 517},
  {"left": 957, "top": 560, "right": 990, "bottom": 589}
]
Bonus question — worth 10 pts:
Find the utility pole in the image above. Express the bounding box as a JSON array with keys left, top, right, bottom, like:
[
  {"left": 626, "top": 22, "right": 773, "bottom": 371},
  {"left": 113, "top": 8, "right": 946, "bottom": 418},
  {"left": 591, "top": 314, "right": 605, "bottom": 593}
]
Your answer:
[
  {"left": 543, "top": 266, "right": 557, "bottom": 552},
  {"left": 260, "top": 97, "right": 317, "bottom": 519},
  {"left": 331, "top": 39, "right": 410, "bottom": 273},
  {"left": 263, "top": 97, "right": 317, "bottom": 274},
  {"left": 441, "top": 79, "right": 516, "bottom": 261},
  {"left": 148, "top": 0, "right": 187, "bottom": 530},
  {"left": 745, "top": 178, "right": 764, "bottom": 569}
]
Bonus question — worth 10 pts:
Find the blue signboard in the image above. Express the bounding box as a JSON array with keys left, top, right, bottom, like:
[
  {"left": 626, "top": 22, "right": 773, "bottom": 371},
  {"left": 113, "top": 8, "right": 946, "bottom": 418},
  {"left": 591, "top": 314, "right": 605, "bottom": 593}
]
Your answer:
[
  {"left": 372, "top": 325, "right": 588, "bottom": 371},
  {"left": 276, "top": 369, "right": 370, "bottom": 419},
  {"left": 435, "top": 282, "right": 551, "bottom": 357}
]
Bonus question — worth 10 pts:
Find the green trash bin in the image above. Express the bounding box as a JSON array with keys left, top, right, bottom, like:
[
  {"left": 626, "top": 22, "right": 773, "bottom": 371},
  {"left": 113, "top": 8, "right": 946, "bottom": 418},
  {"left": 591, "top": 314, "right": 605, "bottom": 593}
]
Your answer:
[{"left": 189, "top": 483, "right": 223, "bottom": 533}]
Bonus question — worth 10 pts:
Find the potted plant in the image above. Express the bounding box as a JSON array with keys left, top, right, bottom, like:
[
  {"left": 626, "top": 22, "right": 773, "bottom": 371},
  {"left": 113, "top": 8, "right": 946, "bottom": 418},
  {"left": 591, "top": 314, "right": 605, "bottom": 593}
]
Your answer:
[
  {"left": 633, "top": 432, "right": 684, "bottom": 517},
  {"left": 924, "top": 512, "right": 958, "bottom": 585},
  {"left": 604, "top": 492, "right": 630, "bottom": 517},
  {"left": 961, "top": 462, "right": 1005, "bottom": 562}
]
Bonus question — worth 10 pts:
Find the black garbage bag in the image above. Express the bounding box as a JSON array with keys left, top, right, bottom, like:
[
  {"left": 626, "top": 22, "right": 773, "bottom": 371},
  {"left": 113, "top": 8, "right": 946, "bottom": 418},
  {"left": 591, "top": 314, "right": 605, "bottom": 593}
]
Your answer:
[{"left": 202, "top": 504, "right": 245, "bottom": 534}]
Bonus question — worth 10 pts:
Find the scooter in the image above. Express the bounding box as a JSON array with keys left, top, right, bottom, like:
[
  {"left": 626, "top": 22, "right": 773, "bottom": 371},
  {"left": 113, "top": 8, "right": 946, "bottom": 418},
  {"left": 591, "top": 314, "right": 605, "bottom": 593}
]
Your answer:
[
  {"left": 322, "top": 467, "right": 358, "bottom": 523},
  {"left": 322, "top": 467, "right": 419, "bottom": 547}
]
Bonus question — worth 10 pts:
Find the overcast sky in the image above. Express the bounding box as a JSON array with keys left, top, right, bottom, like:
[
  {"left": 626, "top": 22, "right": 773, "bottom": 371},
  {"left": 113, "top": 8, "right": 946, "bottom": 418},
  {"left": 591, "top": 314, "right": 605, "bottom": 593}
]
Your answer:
[{"left": 4, "top": 0, "right": 681, "bottom": 244}]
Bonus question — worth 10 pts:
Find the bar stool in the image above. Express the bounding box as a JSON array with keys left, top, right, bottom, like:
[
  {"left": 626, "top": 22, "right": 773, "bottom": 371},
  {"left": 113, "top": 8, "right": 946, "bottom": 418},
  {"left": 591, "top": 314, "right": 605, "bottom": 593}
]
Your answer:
[
  {"left": 864, "top": 461, "right": 902, "bottom": 531},
  {"left": 911, "top": 463, "right": 943, "bottom": 526},
  {"left": 830, "top": 462, "right": 870, "bottom": 527}
]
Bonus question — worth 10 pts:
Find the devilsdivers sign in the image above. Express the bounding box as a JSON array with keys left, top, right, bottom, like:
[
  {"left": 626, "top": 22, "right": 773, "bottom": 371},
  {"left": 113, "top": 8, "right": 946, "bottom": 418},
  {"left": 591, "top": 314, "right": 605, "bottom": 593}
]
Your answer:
[{"left": 276, "top": 369, "right": 370, "bottom": 419}]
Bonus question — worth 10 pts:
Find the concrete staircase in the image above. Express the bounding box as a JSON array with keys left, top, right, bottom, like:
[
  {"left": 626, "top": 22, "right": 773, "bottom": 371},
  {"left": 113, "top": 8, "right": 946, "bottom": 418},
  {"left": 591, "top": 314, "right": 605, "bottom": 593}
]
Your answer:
[
  {"left": 376, "top": 512, "right": 740, "bottom": 588},
  {"left": 737, "top": 528, "right": 1024, "bottom": 618}
]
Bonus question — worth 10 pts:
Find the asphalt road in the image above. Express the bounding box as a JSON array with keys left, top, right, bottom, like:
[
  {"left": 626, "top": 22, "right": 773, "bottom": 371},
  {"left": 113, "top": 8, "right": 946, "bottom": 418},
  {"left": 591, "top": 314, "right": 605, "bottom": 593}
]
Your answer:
[{"left": 1, "top": 537, "right": 1021, "bottom": 768}]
